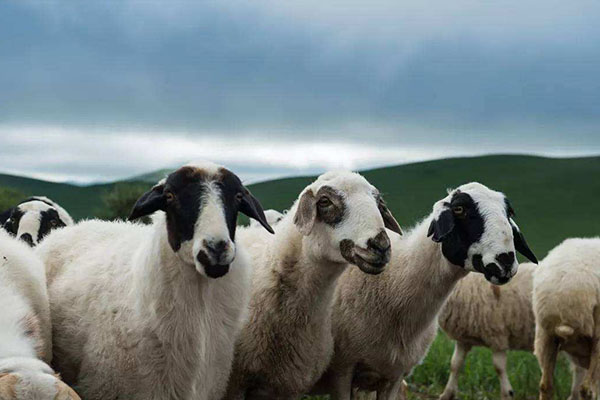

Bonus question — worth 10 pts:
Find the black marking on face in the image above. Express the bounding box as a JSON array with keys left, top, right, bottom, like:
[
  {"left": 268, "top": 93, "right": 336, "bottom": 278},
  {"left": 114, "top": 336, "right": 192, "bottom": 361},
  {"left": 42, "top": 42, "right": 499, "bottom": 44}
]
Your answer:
[
  {"left": 163, "top": 166, "right": 209, "bottom": 252},
  {"left": 216, "top": 168, "right": 248, "bottom": 241},
  {"left": 37, "top": 208, "right": 67, "bottom": 243},
  {"left": 3, "top": 208, "right": 23, "bottom": 236},
  {"left": 428, "top": 191, "right": 484, "bottom": 267},
  {"left": 0, "top": 208, "right": 13, "bottom": 226},
  {"left": 316, "top": 185, "right": 346, "bottom": 226}
]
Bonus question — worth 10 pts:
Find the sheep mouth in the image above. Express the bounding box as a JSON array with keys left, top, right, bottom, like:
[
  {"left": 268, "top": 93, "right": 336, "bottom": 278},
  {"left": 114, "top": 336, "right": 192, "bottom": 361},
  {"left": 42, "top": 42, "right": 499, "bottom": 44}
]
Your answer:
[
  {"left": 340, "top": 240, "right": 388, "bottom": 275},
  {"left": 203, "top": 263, "right": 230, "bottom": 279}
]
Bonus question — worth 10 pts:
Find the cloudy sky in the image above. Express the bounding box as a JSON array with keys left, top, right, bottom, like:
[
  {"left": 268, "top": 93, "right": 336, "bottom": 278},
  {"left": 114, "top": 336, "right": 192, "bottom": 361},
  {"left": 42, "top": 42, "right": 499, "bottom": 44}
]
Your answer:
[{"left": 1, "top": 1, "right": 599, "bottom": 184}]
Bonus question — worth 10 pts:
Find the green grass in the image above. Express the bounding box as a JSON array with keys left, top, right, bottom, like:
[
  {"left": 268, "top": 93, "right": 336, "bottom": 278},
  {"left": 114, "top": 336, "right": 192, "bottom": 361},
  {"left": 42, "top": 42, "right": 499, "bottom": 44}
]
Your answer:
[{"left": 1, "top": 154, "right": 599, "bottom": 398}]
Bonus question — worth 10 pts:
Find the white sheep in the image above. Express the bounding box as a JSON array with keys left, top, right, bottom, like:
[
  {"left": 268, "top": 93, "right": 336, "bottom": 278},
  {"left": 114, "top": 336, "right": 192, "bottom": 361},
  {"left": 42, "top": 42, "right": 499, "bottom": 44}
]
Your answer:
[
  {"left": 312, "top": 182, "right": 538, "bottom": 400},
  {"left": 438, "top": 262, "right": 537, "bottom": 400},
  {"left": 0, "top": 229, "right": 80, "bottom": 399},
  {"left": 2, "top": 197, "right": 73, "bottom": 246},
  {"left": 533, "top": 238, "right": 600, "bottom": 400},
  {"left": 223, "top": 171, "right": 402, "bottom": 399},
  {"left": 36, "top": 161, "right": 273, "bottom": 400}
]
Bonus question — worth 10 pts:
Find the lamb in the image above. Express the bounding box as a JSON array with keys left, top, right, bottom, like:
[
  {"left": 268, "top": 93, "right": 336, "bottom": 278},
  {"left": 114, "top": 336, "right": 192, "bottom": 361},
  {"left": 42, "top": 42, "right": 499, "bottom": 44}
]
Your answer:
[
  {"left": 312, "top": 182, "right": 539, "bottom": 400},
  {"left": 36, "top": 161, "right": 273, "bottom": 400},
  {"left": 223, "top": 171, "right": 403, "bottom": 399},
  {"left": 438, "top": 262, "right": 538, "bottom": 400},
  {"left": 533, "top": 238, "right": 600, "bottom": 400},
  {"left": 0, "top": 229, "right": 80, "bottom": 399},
  {"left": 2, "top": 197, "right": 73, "bottom": 246}
]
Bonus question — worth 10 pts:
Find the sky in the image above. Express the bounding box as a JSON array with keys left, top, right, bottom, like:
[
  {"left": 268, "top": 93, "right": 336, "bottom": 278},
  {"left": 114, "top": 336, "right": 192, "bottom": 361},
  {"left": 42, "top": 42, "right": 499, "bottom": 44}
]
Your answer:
[{"left": 1, "top": 0, "right": 599, "bottom": 184}]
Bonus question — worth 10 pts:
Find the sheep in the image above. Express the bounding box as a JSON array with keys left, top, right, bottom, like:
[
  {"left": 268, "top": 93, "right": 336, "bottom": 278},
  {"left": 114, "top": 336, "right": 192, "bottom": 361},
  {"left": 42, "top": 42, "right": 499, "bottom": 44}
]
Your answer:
[
  {"left": 312, "top": 182, "right": 539, "bottom": 400},
  {"left": 0, "top": 229, "right": 80, "bottom": 399},
  {"left": 35, "top": 161, "right": 274, "bottom": 400},
  {"left": 222, "top": 170, "right": 403, "bottom": 400},
  {"left": 533, "top": 238, "right": 600, "bottom": 400},
  {"left": 2, "top": 197, "right": 73, "bottom": 246},
  {"left": 438, "top": 262, "right": 537, "bottom": 400},
  {"left": 249, "top": 209, "right": 283, "bottom": 228}
]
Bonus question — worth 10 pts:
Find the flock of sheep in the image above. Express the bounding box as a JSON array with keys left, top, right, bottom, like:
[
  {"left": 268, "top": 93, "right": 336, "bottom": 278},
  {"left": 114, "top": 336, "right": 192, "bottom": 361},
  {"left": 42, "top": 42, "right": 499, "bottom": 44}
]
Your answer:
[{"left": 0, "top": 160, "right": 598, "bottom": 400}]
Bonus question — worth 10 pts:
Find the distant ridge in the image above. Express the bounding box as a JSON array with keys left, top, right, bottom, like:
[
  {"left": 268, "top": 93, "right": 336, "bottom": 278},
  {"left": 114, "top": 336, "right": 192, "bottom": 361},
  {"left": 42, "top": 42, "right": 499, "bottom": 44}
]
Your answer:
[{"left": 1, "top": 154, "right": 599, "bottom": 258}]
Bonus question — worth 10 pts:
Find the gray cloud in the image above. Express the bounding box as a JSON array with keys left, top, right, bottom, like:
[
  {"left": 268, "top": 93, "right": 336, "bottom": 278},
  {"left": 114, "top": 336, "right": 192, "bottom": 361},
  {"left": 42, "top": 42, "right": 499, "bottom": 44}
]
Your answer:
[{"left": 1, "top": 1, "right": 599, "bottom": 182}]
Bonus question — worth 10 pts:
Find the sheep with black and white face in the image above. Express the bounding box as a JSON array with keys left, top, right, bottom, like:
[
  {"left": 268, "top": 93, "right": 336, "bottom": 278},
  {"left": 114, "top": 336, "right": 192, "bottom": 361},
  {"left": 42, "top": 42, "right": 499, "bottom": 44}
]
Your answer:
[{"left": 1, "top": 197, "right": 73, "bottom": 246}]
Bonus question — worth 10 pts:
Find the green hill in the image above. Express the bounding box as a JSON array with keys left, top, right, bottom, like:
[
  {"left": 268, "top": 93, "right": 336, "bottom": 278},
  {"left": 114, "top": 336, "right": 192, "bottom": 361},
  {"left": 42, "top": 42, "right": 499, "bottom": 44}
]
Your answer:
[
  {"left": 247, "top": 154, "right": 600, "bottom": 258},
  {"left": 1, "top": 155, "right": 599, "bottom": 258}
]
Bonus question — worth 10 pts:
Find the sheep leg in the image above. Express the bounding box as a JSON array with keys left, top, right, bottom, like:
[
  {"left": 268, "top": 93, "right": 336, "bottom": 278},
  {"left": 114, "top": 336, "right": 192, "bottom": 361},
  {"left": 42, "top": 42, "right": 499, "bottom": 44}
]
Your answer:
[
  {"left": 374, "top": 377, "right": 405, "bottom": 400},
  {"left": 439, "top": 341, "right": 471, "bottom": 400},
  {"left": 492, "top": 350, "right": 514, "bottom": 399},
  {"left": 580, "top": 307, "right": 600, "bottom": 400},
  {"left": 568, "top": 361, "right": 586, "bottom": 400},
  {"left": 329, "top": 368, "right": 354, "bottom": 400},
  {"left": 535, "top": 329, "right": 559, "bottom": 400}
]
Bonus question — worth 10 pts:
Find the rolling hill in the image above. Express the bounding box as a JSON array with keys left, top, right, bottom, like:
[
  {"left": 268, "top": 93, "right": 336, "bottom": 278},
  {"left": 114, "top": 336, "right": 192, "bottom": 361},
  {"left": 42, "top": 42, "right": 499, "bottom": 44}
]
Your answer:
[{"left": 1, "top": 154, "right": 599, "bottom": 257}]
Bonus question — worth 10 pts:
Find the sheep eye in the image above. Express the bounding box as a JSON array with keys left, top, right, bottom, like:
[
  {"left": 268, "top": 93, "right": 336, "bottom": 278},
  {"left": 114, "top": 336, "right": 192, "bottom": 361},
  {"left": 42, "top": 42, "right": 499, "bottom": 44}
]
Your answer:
[
  {"left": 318, "top": 197, "right": 332, "bottom": 207},
  {"left": 453, "top": 206, "right": 465, "bottom": 216},
  {"left": 50, "top": 219, "right": 58, "bottom": 227},
  {"left": 165, "top": 192, "right": 175, "bottom": 202},
  {"left": 235, "top": 192, "right": 244, "bottom": 202}
]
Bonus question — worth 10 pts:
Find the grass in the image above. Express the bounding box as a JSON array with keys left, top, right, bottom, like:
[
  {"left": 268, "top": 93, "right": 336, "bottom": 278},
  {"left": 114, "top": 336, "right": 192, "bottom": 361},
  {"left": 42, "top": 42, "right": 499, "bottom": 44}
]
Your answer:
[{"left": 1, "top": 154, "right": 599, "bottom": 398}]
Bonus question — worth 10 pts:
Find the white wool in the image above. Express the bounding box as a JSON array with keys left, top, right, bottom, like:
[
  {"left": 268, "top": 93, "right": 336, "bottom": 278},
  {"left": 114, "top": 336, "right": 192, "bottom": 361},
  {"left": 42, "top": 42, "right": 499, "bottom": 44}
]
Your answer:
[
  {"left": 0, "top": 230, "right": 79, "bottom": 399},
  {"left": 533, "top": 237, "right": 600, "bottom": 400}
]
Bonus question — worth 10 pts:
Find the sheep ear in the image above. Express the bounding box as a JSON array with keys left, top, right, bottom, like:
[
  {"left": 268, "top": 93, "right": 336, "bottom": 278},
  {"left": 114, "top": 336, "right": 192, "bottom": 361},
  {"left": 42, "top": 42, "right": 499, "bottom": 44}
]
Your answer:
[
  {"left": 240, "top": 189, "right": 274, "bottom": 234},
  {"left": 2, "top": 208, "right": 20, "bottom": 235},
  {"left": 427, "top": 209, "right": 455, "bottom": 243},
  {"left": 510, "top": 218, "right": 538, "bottom": 264},
  {"left": 128, "top": 184, "right": 166, "bottom": 221},
  {"left": 378, "top": 197, "right": 402, "bottom": 235},
  {"left": 294, "top": 189, "right": 317, "bottom": 236}
]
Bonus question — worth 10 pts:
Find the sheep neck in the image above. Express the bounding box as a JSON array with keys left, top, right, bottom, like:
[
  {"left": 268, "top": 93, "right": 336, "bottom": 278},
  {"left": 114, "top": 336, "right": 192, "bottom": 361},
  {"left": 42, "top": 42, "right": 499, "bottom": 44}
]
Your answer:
[
  {"left": 130, "top": 217, "right": 210, "bottom": 396},
  {"left": 385, "top": 216, "right": 468, "bottom": 342},
  {"left": 272, "top": 227, "right": 349, "bottom": 324}
]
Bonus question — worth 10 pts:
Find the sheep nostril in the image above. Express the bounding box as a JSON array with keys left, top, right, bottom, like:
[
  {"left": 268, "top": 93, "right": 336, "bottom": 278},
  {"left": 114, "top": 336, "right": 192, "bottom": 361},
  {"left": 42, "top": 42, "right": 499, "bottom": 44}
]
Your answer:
[
  {"left": 203, "top": 240, "right": 230, "bottom": 262},
  {"left": 496, "top": 252, "right": 515, "bottom": 269},
  {"left": 367, "top": 231, "right": 391, "bottom": 255},
  {"left": 20, "top": 233, "right": 34, "bottom": 247}
]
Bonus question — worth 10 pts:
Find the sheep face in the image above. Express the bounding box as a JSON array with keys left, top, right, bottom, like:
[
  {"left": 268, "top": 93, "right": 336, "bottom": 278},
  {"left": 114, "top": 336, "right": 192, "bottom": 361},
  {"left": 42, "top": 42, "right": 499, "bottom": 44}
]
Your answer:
[
  {"left": 2, "top": 198, "right": 72, "bottom": 246},
  {"left": 0, "top": 358, "right": 80, "bottom": 400},
  {"left": 129, "top": 161, "right": 273, "bottom": 279},
  {"left": 428, "top": 182, "right": 537, "bottom": 285},
  {"left": 293, "top": 171, "right": 401, "bottom": 275}
]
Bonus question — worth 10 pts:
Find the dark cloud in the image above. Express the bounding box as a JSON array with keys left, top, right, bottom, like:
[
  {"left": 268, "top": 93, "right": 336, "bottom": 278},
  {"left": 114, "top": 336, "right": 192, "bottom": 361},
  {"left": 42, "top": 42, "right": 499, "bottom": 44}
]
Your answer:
[{"left": 1, "top": 1, "right": 599, "bottom": 182}]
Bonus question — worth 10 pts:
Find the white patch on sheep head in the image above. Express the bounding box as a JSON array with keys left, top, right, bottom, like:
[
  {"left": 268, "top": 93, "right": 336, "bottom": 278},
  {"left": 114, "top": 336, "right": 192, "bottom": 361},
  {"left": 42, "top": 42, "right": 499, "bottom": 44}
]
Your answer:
[
  {"left": 428, "top": 182, "right": 537, "bottom": 285},
  {"left": 293, "top": 171, "right": 402, "bottom": 275}
]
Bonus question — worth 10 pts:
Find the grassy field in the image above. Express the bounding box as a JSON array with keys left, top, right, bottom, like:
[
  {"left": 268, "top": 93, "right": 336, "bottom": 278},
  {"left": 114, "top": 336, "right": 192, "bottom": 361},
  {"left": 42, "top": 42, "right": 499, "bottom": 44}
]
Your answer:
[{"left": 1, "top": 154, "right": 599, "bottom": 398}]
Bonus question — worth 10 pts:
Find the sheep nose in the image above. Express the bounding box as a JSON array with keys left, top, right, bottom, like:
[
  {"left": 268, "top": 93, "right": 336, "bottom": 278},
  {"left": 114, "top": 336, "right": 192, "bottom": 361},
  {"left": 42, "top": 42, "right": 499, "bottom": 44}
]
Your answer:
[
  {"left": 367, "top": 231, "right": 391, "bottom": 256},
  {"left": 203, "top": 240, "right": 230, "bottom": 262},
  {"left": 496, "top": 252, "right": 515, "bottom": 269},
  {"left": 20, "top": 233, "right": 34, "bottom": 247}
]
